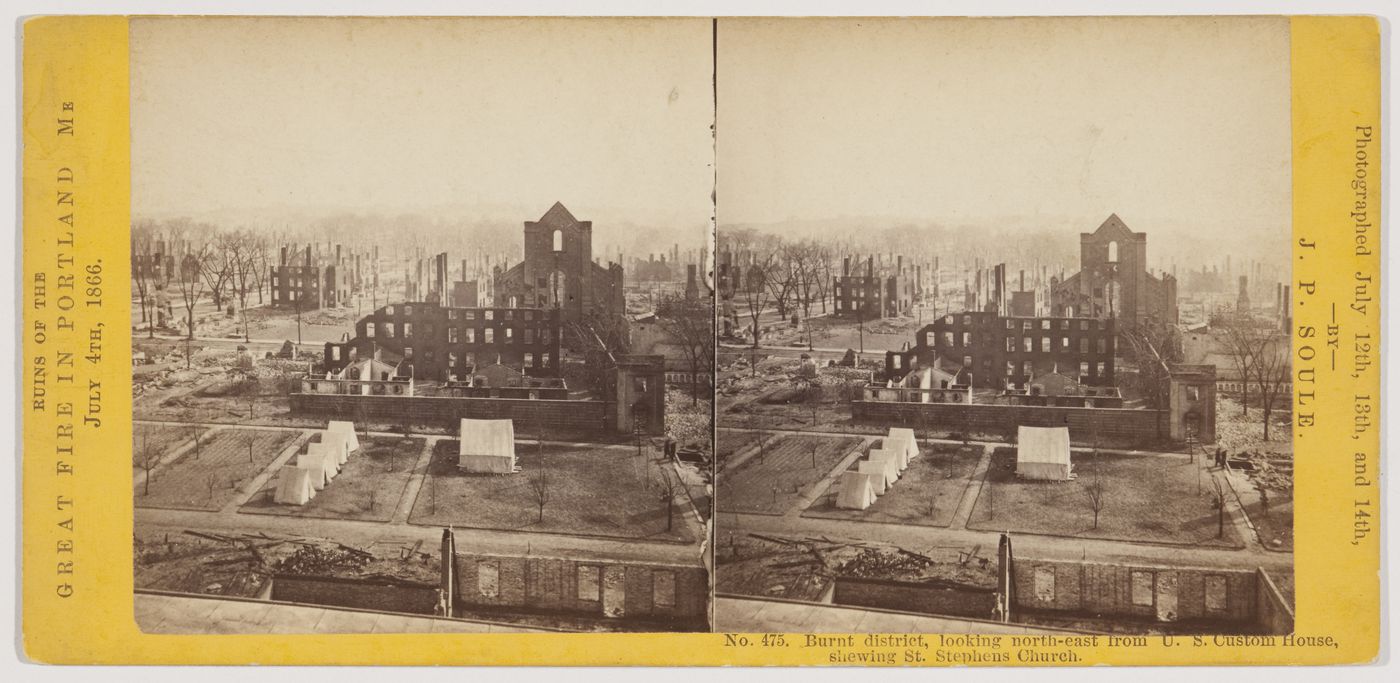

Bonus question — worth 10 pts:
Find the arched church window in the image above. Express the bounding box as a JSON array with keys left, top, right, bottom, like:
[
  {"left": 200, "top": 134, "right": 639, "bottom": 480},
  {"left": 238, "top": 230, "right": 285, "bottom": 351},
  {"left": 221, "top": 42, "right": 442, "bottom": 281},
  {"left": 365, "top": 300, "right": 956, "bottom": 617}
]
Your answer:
[
  {"left": 552, "top": 229, "right": 563, "bottom": 252},
  {"left": 1107, "top": 241, "right": 1118, "bottom": 263}
]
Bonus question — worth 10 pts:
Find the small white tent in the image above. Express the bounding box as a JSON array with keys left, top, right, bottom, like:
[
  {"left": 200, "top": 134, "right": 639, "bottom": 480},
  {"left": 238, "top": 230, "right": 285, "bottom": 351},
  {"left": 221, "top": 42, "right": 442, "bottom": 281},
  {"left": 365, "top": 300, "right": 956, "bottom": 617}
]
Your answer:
[
  {"left": 835, "top": 471, "right": 877, "bottom": 510},
  {"left": 886, "top": 428, "right": 920, "bottom": 462},
  {"left": 273, "top": 466, "right": 316, "bottom": 505},
  {"left": 867, "top": 449, "right": 902, "bottom": 485},
  {"left": 1016, "top": 426, "right": 1073, "bottom": 481},
  {"left": 879, "top": 437, "right": 911, "bottom": 470},
  {"left": 856, "top": 461, "right": 891, "bottom": 494},
  {"left": 459, "top": 419, "right": 518, "bottom": 474},
  {"left": 298, "top": 447, "right": 337, "bottom": 489},
  {"left": 319, "top": 431, "right": 350, "bottom": 466},
  {"left": 327, "top": 420, "right": 361, "bottom": 453}
]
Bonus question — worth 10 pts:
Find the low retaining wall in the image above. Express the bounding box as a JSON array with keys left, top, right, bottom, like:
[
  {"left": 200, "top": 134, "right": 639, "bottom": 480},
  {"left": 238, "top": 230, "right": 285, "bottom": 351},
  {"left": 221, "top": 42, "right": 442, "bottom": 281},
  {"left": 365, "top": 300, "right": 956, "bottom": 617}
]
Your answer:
[
  {"left": 852, "top": 401, "right": 1169, "bottom": 446},
  {"left": 455, "top": 552, "right": 709, "bottom": 631},
  {"left": 290, "top": 392, "right": 608, "bottom": 436},
  {"left": 270, "top": 574, "right": 440, "bottom": 615},
  {"left": 832, "top": 577, "right": 997, "bottom": 619}
]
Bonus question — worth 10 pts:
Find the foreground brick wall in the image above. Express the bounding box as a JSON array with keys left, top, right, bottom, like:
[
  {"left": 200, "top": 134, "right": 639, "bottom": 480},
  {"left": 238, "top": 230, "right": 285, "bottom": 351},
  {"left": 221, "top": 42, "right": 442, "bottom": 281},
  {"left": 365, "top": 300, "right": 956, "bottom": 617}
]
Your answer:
[
  {"left": 290, "top": 392, "right": 608, "bottom": 436},
  {"left": 1254, "top": 567, "right": 1295, "bottom": 634},
  {"left": 1012, "top": 558, "right": 1262, "bottom": 627},
  {"left": 852, "top": 401, "right": 1169, "bottom": 446},
  {"left": 832, "top": 577, "right": 997, "bottom": 619},
  {"left": 270, "top": 574, "right": 439, "bottom": 615},
  {"left": 455, "top": 552, "right": 709, "bottom": 630}
]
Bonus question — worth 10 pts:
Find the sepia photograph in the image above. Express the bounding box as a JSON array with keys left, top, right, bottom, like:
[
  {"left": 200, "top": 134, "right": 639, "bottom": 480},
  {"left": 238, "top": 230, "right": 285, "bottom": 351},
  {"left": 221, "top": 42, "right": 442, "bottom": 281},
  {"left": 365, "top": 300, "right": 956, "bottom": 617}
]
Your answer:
[
  {"left": 713, "top": 17, "right": 1296, "bottom": 636},
  {"left": 127, "top": 17, "right": 715, "bottom": 634}
]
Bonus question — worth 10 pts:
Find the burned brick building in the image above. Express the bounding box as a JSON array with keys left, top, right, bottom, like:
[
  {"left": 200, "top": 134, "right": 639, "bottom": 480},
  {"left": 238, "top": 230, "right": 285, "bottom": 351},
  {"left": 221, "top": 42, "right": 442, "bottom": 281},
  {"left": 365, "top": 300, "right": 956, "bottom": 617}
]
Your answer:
[
  {"left": 1049, "top": 214, "right": 1178, "bottom": 327},
  {"left": 492, "top": 202, "right": 625, "bottom": 327},
  {"left": 322, "top": 301, "right": 562, "bottom": 381},
  {"left": 270, "top": 244, "right": 356, "bottom": 310},
  {"left": 832, "top": 255, "right": 914, "bottom": 319},
  {"left": 885, "top": 311, "right": 1116, "bottom": 390}
]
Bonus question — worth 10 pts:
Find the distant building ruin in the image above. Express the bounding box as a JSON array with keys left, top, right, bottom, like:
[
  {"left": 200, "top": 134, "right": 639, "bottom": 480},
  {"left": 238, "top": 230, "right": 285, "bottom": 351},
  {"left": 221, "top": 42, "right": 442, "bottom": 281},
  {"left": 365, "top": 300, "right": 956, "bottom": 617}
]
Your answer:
[
  {"left": 832, "top": 255, "right": 914, "bottom": 319},
  {"left": 886, "top": 311, "right": 1117, "bottom": 391}
]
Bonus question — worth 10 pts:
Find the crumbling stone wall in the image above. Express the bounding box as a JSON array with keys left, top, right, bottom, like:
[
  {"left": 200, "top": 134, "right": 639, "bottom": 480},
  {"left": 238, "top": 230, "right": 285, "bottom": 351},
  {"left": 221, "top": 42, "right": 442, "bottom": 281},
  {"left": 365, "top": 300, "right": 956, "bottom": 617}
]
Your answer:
[
  {"left": 1012, "top": 558, "right": 1266, "bottom": 628},
  {"left": 455, "top": 552, "right": 708, "bottom": 630}
]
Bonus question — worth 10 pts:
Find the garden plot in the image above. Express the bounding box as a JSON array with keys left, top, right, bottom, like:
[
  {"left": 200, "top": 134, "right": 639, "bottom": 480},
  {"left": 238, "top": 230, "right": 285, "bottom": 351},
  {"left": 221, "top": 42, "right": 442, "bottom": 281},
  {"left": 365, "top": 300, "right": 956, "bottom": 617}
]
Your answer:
[
  {"left": 717, "top": 434, "right": 864, "bottom": 515},
  {"left": 135, "top": 428, "right": 303, "bottom": 511}
]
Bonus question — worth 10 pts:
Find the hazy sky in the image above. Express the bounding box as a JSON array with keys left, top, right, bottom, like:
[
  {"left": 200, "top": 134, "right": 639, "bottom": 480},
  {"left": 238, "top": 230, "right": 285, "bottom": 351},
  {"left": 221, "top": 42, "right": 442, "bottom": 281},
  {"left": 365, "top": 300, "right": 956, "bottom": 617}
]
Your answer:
[
  {"left": 131, "top": 17, "right": 714, "bottom": 228},
  {"left": 717, "top": 17, "right": 1291, "bottom": 258}
]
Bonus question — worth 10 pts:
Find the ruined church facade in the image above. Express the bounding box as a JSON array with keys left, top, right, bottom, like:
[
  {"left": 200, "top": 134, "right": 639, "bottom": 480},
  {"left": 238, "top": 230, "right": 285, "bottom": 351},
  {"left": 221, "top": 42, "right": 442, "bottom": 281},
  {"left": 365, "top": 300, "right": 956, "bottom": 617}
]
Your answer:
[
  {"left": 1049, "top": 214, "right": 1178, "bottom": 328},
  {"left": 493, "top": 202, "right": 625, "bottom": 327}
]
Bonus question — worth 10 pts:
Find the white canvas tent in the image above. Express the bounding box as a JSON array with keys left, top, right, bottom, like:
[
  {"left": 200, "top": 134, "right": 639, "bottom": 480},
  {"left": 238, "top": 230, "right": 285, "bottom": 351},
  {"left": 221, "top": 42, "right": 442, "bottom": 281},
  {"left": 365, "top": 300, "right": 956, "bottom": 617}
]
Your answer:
[
  {"left": 1016, "top": 426, "right": 1073, "bottom": 481},
  {"left": 835, "top": 471, "right": 877, "bottom": 510},
  {"left": 273, "top": 466, "right": 317, "bottom": 505},
  {"left": 297, "top": 448, "right": 337, "bottom": 489},
  {"left": 318, "top": 431, "right": 350, "bottom": 466},
  {"left": 879, "top": 437, "right": 911, "bottom": 470},
  {"left": 307, "top": 440, "right": 342, "bottom": 472},
  {"left": 458, "top": 419, "right": 518, "bottom": 474},
  {"left": 886, "top": 428, "right": 920, "bottom": 463},
  {"left": 866, "top": 449, "right": 901, "bottom": 485},
  {"left": 327, "top": 420, "right": 361, "bottom": 453},
  {"left": 856, "top": 460, "right": 891, "bottom": 494}
]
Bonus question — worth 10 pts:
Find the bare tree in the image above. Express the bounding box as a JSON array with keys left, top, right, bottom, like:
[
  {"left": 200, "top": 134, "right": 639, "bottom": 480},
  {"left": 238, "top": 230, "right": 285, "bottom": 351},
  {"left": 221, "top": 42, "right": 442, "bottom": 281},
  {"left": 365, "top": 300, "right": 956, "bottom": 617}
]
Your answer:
[
  {"left": 245, "top": 378, "right": 258, "bottom": 419},
  {"left": 654, "top": 294, "right": 715, "bottom": 405},
  {"left": 242, "top": 431, "right": 257, "bottom": 464},
  {"left": 131, "top": 221, "right": 157, "bottom": 333},
  {"left": 737, "top": 253, "right": 776, "bottom": 348},
  {"left": 204, "top": 472, "right": 220, "bottom": 505},
  {"left": 173, "top": 243, "right": 209, "bottom": 340},
  {"left": 1250, "top": 330, "right": 1291, "bottom": 442},
  {"left": 199, "top": 233, "right": 238, "bottom": 313},
  {"left": 1120, "top": 322, "right": 1180, "bottom": 438},
  {"left": 187, "top": 422, "right": 206, "bottom": 461},
  {"left": 1084, "top": 480, "right": 1106, "bottom": 530},
  {"left": 654, "top": 464, "right": 681, "bottom": 532},
  {"left": 250, "top": 235, "right": 271, "bottom": 305},
  {"left": 527, "top": 468, "right": 551, "bottom": 524},
  {"left": 227, "top": 230, "right": 259, "bottom": 312},
  {"left": 1210, "top": 476, "right": 1228, "bottom": 538},
  {"left": 1215, "top": 307, "right": 1262, "bottom": 416},
  {"left": 812, "top": 244, "right": 835, "bottom": 314},
  {"left": 134, "top": 433, "right": 159, "bottom": 496},
  {"left": 763, "top": 246, "right": 800, "bottom": 322}
]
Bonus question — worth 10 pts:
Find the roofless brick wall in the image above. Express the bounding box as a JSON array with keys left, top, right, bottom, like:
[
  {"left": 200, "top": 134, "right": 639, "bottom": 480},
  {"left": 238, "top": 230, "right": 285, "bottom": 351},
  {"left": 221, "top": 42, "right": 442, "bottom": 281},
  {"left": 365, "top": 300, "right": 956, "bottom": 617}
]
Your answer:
[
  {"left": 852, "top": 400, "right": 1169, "bottom": 446},
  {"left": 290, "top": 393, "right": 608, "bottom": 437}
]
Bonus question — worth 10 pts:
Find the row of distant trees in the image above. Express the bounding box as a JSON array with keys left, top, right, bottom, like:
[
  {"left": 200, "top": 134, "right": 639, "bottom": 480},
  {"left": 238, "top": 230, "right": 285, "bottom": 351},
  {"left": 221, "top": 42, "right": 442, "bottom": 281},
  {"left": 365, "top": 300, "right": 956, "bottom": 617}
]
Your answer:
[
  {"left": 132, "top": 220, "right": 276, "bottom": 340},
  {"left": 719, "top": 229, "right": 839, "bottom": 347}
]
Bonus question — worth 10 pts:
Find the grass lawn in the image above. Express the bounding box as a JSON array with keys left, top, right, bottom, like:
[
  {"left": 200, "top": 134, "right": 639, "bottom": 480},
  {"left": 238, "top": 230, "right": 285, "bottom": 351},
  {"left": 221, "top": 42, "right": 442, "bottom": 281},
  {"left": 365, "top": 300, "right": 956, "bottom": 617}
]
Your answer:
[
  {"left": 967, "top": 448, "right": 1243, "bottom": 548},
  {"left": 717, "top": 435, "right": 863, "bottom": 515},
  {"left": 135, "top": 428, "right": 303, "bottom": 511},
  {"left": 804, "top": 444, "right": 983, "bottom": 527},
  {"left": 239, "top": 436, "right": 425, "bottom": 521},
  {"left": 408, "top": 440, "right": 696, "bottom": 542}
]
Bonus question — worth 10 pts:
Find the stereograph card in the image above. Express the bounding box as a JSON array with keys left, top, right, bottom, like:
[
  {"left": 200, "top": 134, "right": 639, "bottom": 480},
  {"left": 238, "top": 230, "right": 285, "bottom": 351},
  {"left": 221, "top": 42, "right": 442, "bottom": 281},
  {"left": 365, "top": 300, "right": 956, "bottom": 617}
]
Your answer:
[{"left": 17, "top": 13, "right": 1381, "bottom": 667}]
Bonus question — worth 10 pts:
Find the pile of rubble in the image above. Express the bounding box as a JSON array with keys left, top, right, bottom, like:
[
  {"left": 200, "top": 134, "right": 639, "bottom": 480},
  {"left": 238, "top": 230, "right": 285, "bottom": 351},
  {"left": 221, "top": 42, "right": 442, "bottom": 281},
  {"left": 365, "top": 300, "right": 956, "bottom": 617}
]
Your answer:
[
  {"left": 134, "top": 529, "right": 441, "bottom": 597},
  {"left": 277, "top": 544, "right": 372, "bottom": 575}
]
